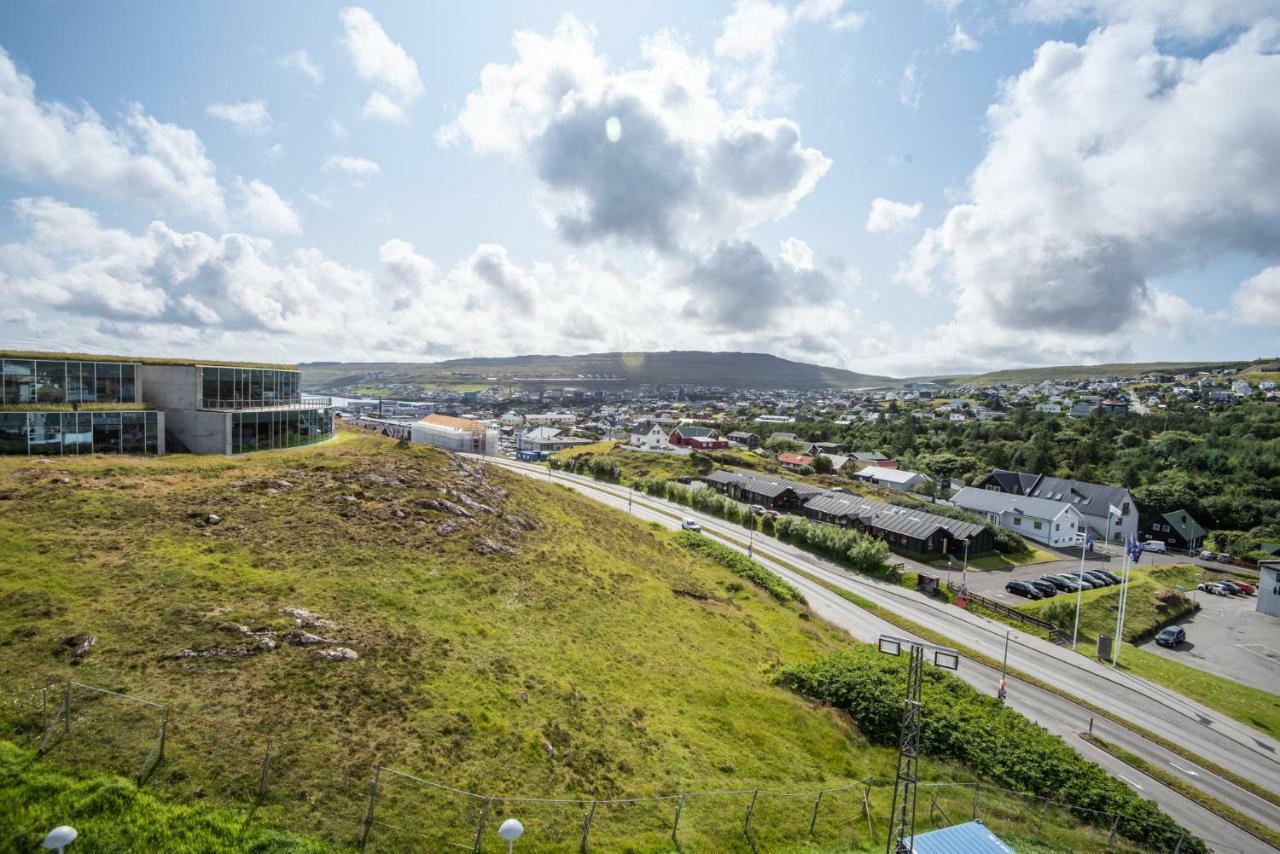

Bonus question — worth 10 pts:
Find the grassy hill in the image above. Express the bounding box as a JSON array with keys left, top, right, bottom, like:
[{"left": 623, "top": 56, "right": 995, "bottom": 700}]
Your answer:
[
  {"left": 0, "top": 432, "right": 1181, "bottom": 851},
  {"left": 300, "top": 351, "right": 895, "bottom": 392},
  {"left": 945, "top": 359, "right": 1256, "bottom": 387}
]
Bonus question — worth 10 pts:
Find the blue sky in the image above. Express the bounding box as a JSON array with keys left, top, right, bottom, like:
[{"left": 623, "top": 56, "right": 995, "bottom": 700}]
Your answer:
[{"left": 1, "top": 0, "right": 1277, "bottom": 376}]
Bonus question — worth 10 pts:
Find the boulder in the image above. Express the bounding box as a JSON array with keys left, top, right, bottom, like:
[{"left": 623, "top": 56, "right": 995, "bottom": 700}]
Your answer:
[
  {"left": 59, "top": 634, "right": 97, "bottom": 659},
  {"left": 315, "top": 646, "right": 358, "bottom": 661},
  {"left": 205, "top": 513, "right": 222, "bottom": 525}
]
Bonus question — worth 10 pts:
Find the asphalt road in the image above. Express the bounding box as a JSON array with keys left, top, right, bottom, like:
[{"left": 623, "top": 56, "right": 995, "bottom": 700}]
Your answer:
[{"left": 478, "top": 457, "right": 1280, "bottom": 853}]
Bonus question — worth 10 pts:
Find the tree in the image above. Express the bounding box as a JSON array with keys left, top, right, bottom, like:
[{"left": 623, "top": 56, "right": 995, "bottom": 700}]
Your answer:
[{"left": 812, "top": 454, "right": 834, "bottom": 474}]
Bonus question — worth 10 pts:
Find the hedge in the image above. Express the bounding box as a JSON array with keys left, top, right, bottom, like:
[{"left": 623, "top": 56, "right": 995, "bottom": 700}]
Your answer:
[
  {"left": 779, "top": 649, "right": 1202, "bottom": 853},
  {"left": 673, "top": 530, "right": 805, "bottom": 603}
]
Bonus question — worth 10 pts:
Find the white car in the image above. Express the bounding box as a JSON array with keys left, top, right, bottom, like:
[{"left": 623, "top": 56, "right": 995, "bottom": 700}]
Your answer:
[
  {"left": 681, "top": 518, "right": 701, "bottom": 532},
  {"left": 1141, "top": 540, "right": 1167, "bottom": 553}
]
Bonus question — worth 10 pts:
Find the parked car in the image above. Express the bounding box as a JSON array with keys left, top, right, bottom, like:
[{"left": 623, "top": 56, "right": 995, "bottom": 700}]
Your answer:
[
  {"left": 1094, "top": 569, "right": 1123, "bottom": 584},
  {"left": 1142, "top": 540, "right": 1167, "bottom": 553},
  {"left": 1028, "top": 579, "right": 1058, "bottom": 597},
  {"left": 1061, "top": 573, "right": 1094, "bottom": 589},
  {"left": 750, "top": 504, "right": 766, "bottom": 516},
  {"left": 1216, "top": 553, "right": 1233, "bottom": 563},
  {"left": 1083, "top": 571, "right": 1114, "bottom": 586},
  {"left": 1216, "top": 580, "right": 1243, "bottom": 595},
  {"left": 1197, "top": 582, "right": 1228, "bottom": 596},
  {"left": 1155, "top": 626, "right": 1186, "bottom": 647},
  {"left": 765, "top": 509, "right": 781, "bottom": 520},
  {"left": 681, "top": 518, "right": 701, "bottom": 532},
  {"left": 1232, "top": 580, "right": 1257, "bottom": 595},
  {"left": 1006, "top": 580, "right": 1042, "bottom": 600},
  {"left": 1042, "top": 574, "right": 1076, "bottom": 592},
  {"left": 1199, "top": 550, "right": 1215, "bottom": 561}
]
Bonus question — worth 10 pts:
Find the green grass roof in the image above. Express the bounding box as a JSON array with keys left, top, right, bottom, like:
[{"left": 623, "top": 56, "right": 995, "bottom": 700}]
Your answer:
[{"left": 0, "top": 350, "right": 296, "bottom": 370}]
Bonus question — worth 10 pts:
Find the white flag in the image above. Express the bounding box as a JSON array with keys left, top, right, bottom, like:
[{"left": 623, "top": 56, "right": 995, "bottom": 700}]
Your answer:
[{"left": 1109, "top": 504, "right": 1123, "bottom": 517}]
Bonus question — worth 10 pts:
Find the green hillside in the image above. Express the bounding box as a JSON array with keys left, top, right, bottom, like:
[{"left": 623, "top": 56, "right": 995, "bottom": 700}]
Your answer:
[
  {"left": 946, "top": 359, "right": 1256, "bottom": 386},
  {"left": 300, "top": 350, "right": 894, "bottom": 391},
  {"left": 0, "top": 433, "right": 1180, "bottom": 851}
]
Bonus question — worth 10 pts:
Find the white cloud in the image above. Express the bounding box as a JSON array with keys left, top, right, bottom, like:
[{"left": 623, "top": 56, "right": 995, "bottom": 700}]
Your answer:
[
  {"left": 439, "top": 15, "right": 830, "bottom": 255},
  {"left": 322, "top": 154, "right": 381, "bottom": 183},
  {"left": 0, "top": 46, "right": 224, "bottom": 222},
  {"left": 233, "top": 178, "right": 301, "bottom": 235},
  {"left": 278, "top": 49, "right": 323, "bottom": 83},
  {"left": 866, "top": 197, "right": 922, "bottom": 232},
  {"left": 793, "top": 0, "right": 866, "bottom": 31},
  {"left": 715, "top": 0, "right": 795, "bottom": 108},
  {"left": 341, "top": 7, "right": 424, "bottom": 121},
  {"left": 898, "top": 63, "right": 921, "bottom": 109},
  {"left": 779, "top": 236, "right": 814, "bottom": 270},
  {"left": 892, "top": 19, "right": 1280, "bottom": 371},
  {"left": 1019, "top": 0, "right": 1280, "bottom": 39},
  {"left": 206, "top": 99, "right": 272, "bottom": 135},
  {"left": 1231, "top": 266, "right": 1280, "bottom": 327},
  {"left": 948, "top": 24, "right": 980, "bottom": 52}
]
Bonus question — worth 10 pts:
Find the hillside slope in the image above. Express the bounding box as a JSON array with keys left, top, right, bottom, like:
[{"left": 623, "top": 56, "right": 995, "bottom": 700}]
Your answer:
[
  {"left": 301, "top": 350, "right": 894, "bottom": 391},
  {"left": 948, "top": 359, "right": 1255, "bottom": 386},
  {"left": 0, "top": 433, "right": 1171, "bottom": 851}
]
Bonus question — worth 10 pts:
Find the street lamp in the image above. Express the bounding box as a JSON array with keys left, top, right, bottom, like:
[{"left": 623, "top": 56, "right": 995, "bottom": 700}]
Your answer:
[
  {"left": 498, "top": 818, "right": 524, "bottom": 853},
  {"left": 999, "top": 629, "right": 1012, "bottom": 702},
  {"left": 749, "top": 522, "right": 756, "bottom": 558},
  {"left": 42, "top": 827, "right": 77, "bottom": 853}
]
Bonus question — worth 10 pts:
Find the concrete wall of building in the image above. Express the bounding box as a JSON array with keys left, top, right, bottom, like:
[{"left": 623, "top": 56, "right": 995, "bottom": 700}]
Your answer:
[
  {"left": 1258, "top": 565, "right": 1280, "bottom": 619},
  {"left": 164, "top": 408, "right": 229, "bottom": 454},
  {"left": 137, "top": 365, "right": 200, "bottom": 410}
]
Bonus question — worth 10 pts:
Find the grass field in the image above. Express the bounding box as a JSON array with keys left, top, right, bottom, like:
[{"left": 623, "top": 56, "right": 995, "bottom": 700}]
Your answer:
[
  {"left": 933, "top": 547, "right": 1058, "bottom": 571},
  {"left": 0, "top": 432, "right": 1178, "bottom": 851}
]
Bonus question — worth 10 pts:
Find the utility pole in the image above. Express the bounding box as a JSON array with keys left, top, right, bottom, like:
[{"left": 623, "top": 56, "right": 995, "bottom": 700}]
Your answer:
[
  {"left": 749, "top": 524, "right": 756, "bottom": 558},
  {"left": 879, "top": 635, "right": 960, "bottom": 854},
  {"left": 998, "top": 630, "right": 1011, "bottom": 702}
]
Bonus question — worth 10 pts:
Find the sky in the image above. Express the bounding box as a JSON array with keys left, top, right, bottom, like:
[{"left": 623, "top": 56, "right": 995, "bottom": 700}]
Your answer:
[{"left": 0, "top": 0, "right": 1278, "bottom": 377}]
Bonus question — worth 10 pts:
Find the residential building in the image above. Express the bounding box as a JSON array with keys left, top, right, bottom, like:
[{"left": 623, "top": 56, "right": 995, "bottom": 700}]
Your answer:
[
  {"left": 1140, "top": 508, "right": 1206, "bottom": 552},
  {"left": 524, "top": 412, "right": 577, "bottom": 427},
  {"left": 950, "top": 487, "right": 1082, "bottom": 548},
  {"left": 1259, "top": 561, "right": 1280, "bottom": 619},
  {"left": 776, "top": 452, "right": 813, "bottom": 470},
  {"left": 701, "top": 470, "right": 825, "bottom": 511},
  {"left": 753, "top": 414, "right": 795, "bottom": 424},
  {"left": 629, "top": 421, "right": 671, "bottom": 451},
  {"left": 515, "top": 426, "right": 592, "bottom": 460},
  {"left": 977, "top": 469, "right": 1137, "bottom": 543},
  {"left": 852, "top": 451, "right": 896, "bottom": 468},
  {"left": 411, "top": 413, "right": 498, "bottom": 455},
  {"left": 668, "top": 425, "right": 728, "bottom": 449},
  {"left": 801, "top": 492, "right": 989, "bottom": 555},
  {"left": 854, "top": 466, "right": 931, "bottom": 492},
  {"left": 1, "top": 352, "right": 335, "bottom": 456},
  {"left": 726, "top": 430, "right": 761, "bottom": 449}
]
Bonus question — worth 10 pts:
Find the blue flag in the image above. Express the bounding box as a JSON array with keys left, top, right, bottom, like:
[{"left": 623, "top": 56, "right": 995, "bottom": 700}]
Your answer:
[
  {"left": 1085, "top": 528, "right": 1094, "bottom": 553},
  {"left": 1128, "top": 536, "right": 1143, "bottom": 563}
]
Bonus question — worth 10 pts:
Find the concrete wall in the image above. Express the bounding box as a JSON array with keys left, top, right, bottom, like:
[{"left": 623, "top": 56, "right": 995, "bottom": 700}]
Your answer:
[
  {"left": 1258, "top": 565, "right": 1280, "bottom": 619},
  {"left": 137, "top": 365, "right": 200, "bottom": 410},
  {"left": 163, "top": 408, "right": 229, "bottom": 454}
]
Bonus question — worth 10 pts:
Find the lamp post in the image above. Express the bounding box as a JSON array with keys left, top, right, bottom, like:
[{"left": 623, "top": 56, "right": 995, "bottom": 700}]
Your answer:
[
  {"left": 961, "top": 538, "right": 970, "bottom": 596},
  {"left": 998, "top": 629, "right": 1011, "bottom": 702},
  {"left": 42, "top": 827, "right": 77, "bottom": 854},
  {"left": 749, "top": 523, "right": 756, "bottom": 558},
  {"left": 498, "top": 818, "right": 524, "bottom": 854},
  {"left": 1072, "top": 529, "right": 1088, "bottom": 651}
]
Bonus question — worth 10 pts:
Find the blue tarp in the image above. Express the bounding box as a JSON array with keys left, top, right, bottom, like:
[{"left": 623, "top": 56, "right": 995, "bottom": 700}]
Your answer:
[{"left": 906, "top": 820, "right": 1015, "bottom": 854}]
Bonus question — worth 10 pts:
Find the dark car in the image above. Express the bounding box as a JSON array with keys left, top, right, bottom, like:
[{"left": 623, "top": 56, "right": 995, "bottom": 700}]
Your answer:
[
  {"left": 1028, "top": 579, "right": 1058, "bottom": 597},
  {"left": 1155, "top": 626, "right": 1186, "bottom": 647},
  {"left": 1216, "top": 580, "right": 1243, "bottom": 595},
  {"left": 1006, "top": 580, "right": 1042, "bottom": 600},
  {"left": 1041, "top": 574, "right": 1076, "bottom": 592},
  {"left": 1062, "top": 573, "right": 1094, "bottom": 589},
  {"left": 1083, "top": 571, "right": 1114, "bottom": 586},
  {"left": 676, "top": 475, "right": 693, "bottom": 484},
  {"left": 1094, "top": 570, "right": 1123, "bottom": 584}
]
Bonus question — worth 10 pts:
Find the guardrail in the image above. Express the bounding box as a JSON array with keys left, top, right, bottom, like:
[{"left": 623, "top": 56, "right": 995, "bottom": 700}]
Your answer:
[
  {"left": 946, "top": 580, "right": 1067, "bottom": 643},
  {"left": 198, "top": 396, "right": 333, "bottom": 411}
]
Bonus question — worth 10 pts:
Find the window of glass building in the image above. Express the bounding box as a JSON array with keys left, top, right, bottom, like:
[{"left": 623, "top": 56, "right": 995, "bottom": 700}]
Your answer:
[
  {"left": 201, "top": 366, "right": 303, "bottom": 408},
  {"left": 231, "top": 408, "right": 331, "bottom": 453},
  {"left": 95, "top": 362, "right": 121, "bottom": 402},
  {"left": 2, "top": 360, "right": 35, "bottom": 405},
  {"left": 35, "top": 360, "right": 67, "bottom": 403}
]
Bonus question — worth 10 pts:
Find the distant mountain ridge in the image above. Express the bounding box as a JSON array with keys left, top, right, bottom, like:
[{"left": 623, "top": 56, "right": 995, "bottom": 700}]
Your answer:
[{"left": 301, "top": 350, "right": 895, "bottom": 390}]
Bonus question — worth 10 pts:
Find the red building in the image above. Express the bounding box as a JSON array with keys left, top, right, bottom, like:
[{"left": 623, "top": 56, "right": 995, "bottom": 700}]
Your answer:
[{"left": 668, "top": 425, "right": 728, "bottom": 450}]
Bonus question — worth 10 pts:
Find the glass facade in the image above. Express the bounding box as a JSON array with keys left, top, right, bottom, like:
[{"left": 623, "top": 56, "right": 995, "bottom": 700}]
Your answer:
[
  {"left": 199, "top": 366, "right": 302, "bottom": 409},
  {"left": 0, "top": 411, "right": 159, "bottom": 455},
  {"left": 1, "top": 358, "right": 136, "bottom": 404},
  {"left": 230, "top": 408, "right": 333, "bottom": 453}
]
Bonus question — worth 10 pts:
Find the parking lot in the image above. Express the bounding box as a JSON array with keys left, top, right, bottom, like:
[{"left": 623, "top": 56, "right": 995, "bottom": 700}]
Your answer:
[{"left": 1135, "top": 591, "right": 1279, "bottom": 692}]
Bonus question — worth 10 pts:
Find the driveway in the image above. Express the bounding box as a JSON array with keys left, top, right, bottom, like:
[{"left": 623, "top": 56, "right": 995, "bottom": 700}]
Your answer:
[{"left": 1135, "top": 592, "right": 1280, "bottom": 693}]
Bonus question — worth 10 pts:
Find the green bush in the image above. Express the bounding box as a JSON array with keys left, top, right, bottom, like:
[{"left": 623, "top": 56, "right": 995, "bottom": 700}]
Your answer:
[
  {"left": 774, "top": 515, "right": 892, "bottom": 576},
  {"left": 673, "top": 530, "right": 804, "bottom": 603},
  {"left": 779, "top": 650, "right": 1202, "bottom": 853}
]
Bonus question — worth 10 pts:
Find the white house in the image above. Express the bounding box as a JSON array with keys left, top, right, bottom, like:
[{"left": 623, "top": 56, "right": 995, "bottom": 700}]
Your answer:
[
  {"left": 1231, "top": 380, "right": 1253, "bottom": 396},
  {"left": 951, "top": 487, "right": 1082, "bottom": 548},
  {"left": 629, "top": 421, "right": 671, "bottom": 451},
  {"left": 855, "top": 466, "right": 931, "bottom": 492}
]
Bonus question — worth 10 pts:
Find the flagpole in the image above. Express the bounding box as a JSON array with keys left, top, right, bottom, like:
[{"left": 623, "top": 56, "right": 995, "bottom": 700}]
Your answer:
[
  {"left": 1112, "top": 541, "right": 1129, "bottom": 666},
  {"left": 1072, "top": 528, "right": 1087, "bottom": 651}
]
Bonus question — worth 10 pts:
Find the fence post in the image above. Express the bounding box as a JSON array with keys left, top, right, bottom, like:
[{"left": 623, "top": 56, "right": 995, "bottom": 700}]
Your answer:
[
  {"left": 358, "top": 765, "right": 382, "bottom": 851},
  {"left": 473, "top": 797, "right": 490, "bottom": 854},
  {"left": 808, "top": 790, "right": 824, "bottom": 836},
  {"left": 1173, "top": 833, "right": 1185, "bottom": 853},
  {"left": 1037, "top": 798, "right": 1048, "bottom": 833},
  {"left": 671, "top": 794, "right": 684, "bottom": 851},
  {"left": 971, "top": 783, "right": 979, "bottom": 819},
  {"left": 861, "top": 782, "right": 874, "bottom": 840},
  {"left": 1107, "top": 814, "right": 1120, "bottom": 845},
  {"left": 743, "top": 789, "right": 759, "bottom": 840},
  {"left": 62, "top": 681, "right": 72, "bottom": 735},
  {"left": 258, "top": 740, "right": 272, "bottom": 800},
  {"left": 157, "top": 705, "right": 169, "bottom": 763},
  {"left": 580, "top": 800, "right": 597, "bottom": 853}
]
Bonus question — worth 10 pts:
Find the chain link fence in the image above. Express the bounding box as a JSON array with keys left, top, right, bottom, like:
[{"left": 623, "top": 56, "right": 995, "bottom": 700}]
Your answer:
[{"left": 3, "top": 679, "right": 1240, "bottom": 853}]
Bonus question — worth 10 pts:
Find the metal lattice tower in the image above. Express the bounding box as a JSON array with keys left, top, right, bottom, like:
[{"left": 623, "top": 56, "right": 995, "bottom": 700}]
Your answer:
[{"left": 886, "top": 643, "right": 925, "bottom": 854}]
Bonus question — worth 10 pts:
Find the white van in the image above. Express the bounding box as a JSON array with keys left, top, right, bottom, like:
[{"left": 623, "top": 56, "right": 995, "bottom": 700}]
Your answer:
[{"left": 1141, "top": 540, "right": 1167, "bottom": 553}]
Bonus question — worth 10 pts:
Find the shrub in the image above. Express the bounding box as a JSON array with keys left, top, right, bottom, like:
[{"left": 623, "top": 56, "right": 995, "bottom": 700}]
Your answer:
[{"left": 779, "top": 650, "right": 1202, "bottom": 853}]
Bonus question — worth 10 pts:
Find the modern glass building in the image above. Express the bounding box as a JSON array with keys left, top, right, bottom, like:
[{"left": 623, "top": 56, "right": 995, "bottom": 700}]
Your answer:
[{"left": 1, "top": 352, "right": 333, "bottom": 457}]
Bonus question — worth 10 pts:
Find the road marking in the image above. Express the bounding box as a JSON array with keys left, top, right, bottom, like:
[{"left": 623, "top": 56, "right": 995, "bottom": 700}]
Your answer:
[
  {"left": 1118, "top": 775, "right": 1144, "bottom": 791},
  {"left": 1169, "top": 761, "right": 1199, "bottom": 777},
  {"left": 1237, "top": 643, "right": 1280, "bottom": 665}
]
